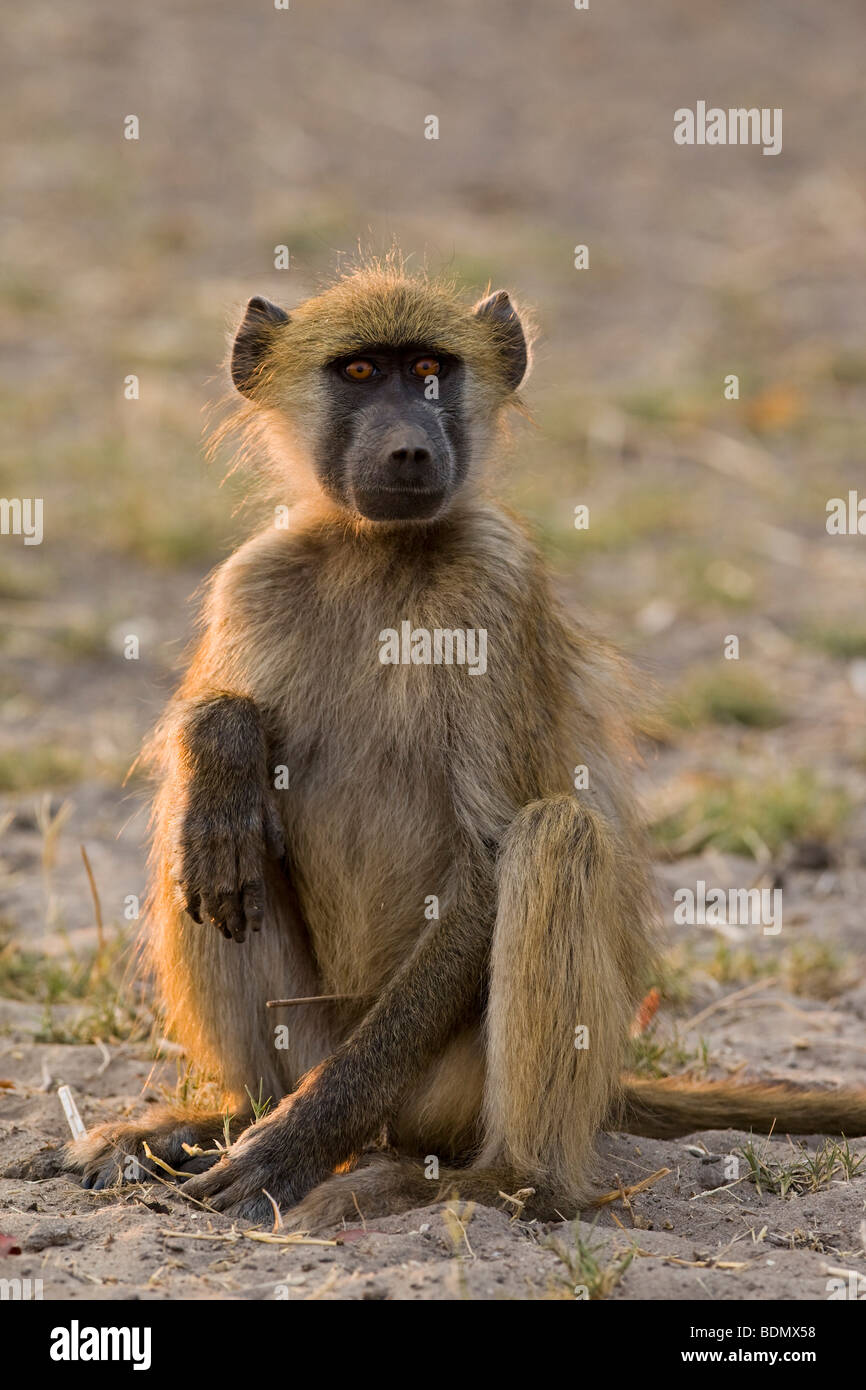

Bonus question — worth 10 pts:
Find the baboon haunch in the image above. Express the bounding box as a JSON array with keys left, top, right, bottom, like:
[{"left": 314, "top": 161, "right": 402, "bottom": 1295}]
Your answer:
[{"left": 70, "top": 265, "right": 866, "bottom": 1228}]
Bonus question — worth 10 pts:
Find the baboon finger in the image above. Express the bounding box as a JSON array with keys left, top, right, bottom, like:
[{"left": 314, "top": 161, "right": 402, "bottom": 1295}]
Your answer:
[
  {"left": 221, "top": 891, "right": 247, "bottom": 944},
  {"left": 242, "top": 880, "right": 265, "bottom": 932},
  {"left": 176, "top": 1153, "right": 222, "bottom": 1175},
  {"left": 200, "top": 891, "right": 231, "bottom": 939},
  {"left": 184, "top": 890, "right": 203, "bottom": 924}
]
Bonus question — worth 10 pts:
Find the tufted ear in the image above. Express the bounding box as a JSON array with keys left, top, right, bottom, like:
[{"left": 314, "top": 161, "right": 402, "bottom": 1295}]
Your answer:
[
  {"left": 473, "top": 289, "right": 529, "bottom": 391},
  {"left": 231, "top": 296, "right": 290, "bottom": 397}
]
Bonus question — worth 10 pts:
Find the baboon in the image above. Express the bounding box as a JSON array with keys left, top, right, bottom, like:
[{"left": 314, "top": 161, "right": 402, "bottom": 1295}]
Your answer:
[{"left": 69, "top": 263, "right": 866, "bottom": 1228}]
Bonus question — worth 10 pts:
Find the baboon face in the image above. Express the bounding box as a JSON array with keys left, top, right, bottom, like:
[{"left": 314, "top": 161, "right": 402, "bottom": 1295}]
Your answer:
[
  {"left": 317, "top": 344, "right": 466, "bottom": 521},
  {"left": 230, "top": 275, "right": 529, "bottom": 523}
]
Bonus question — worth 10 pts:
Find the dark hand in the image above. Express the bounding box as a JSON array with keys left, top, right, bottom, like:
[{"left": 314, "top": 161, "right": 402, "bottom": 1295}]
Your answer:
[
  {"left": 175, "top": 792, "right": 285, "bottom": 942},
  {"left": 181, "top": 1095, "right": 331, "bottom": 1222}
]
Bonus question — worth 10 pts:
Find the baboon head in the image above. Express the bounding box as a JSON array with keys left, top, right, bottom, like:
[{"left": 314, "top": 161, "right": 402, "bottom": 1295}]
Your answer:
[{"left": 230, "top": 265, "right": 531, "bottom": 523}]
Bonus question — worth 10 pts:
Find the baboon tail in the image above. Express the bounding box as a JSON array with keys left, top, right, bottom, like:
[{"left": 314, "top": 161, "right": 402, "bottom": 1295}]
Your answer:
[{"left": 618, "top": 1075, "right": 866, "bottom": 1138}]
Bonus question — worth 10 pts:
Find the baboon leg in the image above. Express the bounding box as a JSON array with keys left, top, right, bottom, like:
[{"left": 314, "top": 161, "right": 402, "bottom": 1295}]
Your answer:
[
  {"left": 389, "top": 1027, "right": 486, "bottom": 1159},
  {"left": 280, "top": 1152, "right": 530, "bottom": 1232},
  {"left": 282, "top": 1152, "right": 567, "bottom": 1232},
  {"left": 477, "top": 794, "right": 639, "bottom": 1211},
  {"left": 282, "top": 1034, "right": 535, "bottom": 1231},
  {"left": 286, "top": 795, "right": 641, "bottom": 1231}
]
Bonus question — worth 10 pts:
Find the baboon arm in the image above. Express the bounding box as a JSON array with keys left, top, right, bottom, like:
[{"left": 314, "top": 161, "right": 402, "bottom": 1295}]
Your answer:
[
  {"left": 158, "top": 692, "right": 286, "bottom": 942},
  {"left": 328, "top": 882, "right": 491, "bottom": 1117},
  {"left": 169, "top": 691, "right": 269, "bottom": 785}
]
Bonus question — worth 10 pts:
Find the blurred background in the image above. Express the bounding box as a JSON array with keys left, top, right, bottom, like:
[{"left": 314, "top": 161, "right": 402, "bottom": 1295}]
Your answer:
[{"left": 1, "top": 0, "right": 864, "bottom": 1073}]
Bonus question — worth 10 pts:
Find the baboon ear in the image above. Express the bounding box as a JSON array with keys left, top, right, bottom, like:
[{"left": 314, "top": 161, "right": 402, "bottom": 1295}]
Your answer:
[
  {"left": 473, "top": 290, "right": 528, "bottom": 391},
  {"left": 231, "top": 296, "right": 290, "bottom": 397}
]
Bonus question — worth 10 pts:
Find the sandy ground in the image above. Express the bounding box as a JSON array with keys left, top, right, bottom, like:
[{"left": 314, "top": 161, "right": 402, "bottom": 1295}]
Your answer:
[
  {"left": 2, "top": 841, "right": 866, "bottom": 1300},
  {"left": 2, "top": 1032, "right": 865, "bottom": 1301}
]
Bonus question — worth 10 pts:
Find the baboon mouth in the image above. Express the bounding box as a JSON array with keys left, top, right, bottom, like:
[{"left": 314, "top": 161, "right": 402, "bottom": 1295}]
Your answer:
[
  {"left": 352, "top": 485, "right": 447, "bottom": 522},
  {"left": 373, "top": 484, "right": 442, "bottom": 494}
]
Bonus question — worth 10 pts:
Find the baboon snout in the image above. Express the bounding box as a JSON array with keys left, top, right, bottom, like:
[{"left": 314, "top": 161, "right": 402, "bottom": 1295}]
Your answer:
[
  {"left": 380, "top": 427, "right": 435, "bottom": 488},
  {"left": 351, "top": 422, "right": 452, "bottom": 521}
]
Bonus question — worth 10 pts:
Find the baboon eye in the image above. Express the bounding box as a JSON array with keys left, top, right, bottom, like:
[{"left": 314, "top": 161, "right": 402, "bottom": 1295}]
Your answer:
[
  {"left": 344, "top": 359, "right": 376, "bottom": 381},
  {"left": 412, "top": 356, "right": 440, "bottom": 378}
]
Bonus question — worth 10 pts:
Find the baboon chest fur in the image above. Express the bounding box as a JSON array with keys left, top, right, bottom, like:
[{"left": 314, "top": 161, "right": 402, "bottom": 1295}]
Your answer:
[
  {"left": 178, "top": 488, "right": 608, "bottom": 1000},
  {"left": 232, "top": 510, "right": 544, "bottom": 993}
]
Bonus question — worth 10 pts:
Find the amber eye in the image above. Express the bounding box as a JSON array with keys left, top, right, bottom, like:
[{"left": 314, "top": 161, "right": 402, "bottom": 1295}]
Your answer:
[
  {"left": 344, "top": 359, "right": 376, "bottom": 381},
  {"left": 412, "top": 356, "right": 440, "bottom": 378}
]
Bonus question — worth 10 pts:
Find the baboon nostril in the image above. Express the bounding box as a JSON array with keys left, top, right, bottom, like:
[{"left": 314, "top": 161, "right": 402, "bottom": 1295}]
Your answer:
[
  {"left": 388, "top": 446, "right": 431, "bottom": 467},
  {"left": 380, "top": 427, "right": 438, "bottom": 489}
]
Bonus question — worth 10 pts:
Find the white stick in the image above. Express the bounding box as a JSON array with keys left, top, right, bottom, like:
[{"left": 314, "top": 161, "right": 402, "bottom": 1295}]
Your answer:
[{"left": 58, "top": 1085, "right": 87, "bottom": 1140}]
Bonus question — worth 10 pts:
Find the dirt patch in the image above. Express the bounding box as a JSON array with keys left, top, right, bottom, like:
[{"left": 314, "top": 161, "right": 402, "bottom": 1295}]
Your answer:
[{"left": 2, "top": 1025, "right": 865, "bottom": 1300}]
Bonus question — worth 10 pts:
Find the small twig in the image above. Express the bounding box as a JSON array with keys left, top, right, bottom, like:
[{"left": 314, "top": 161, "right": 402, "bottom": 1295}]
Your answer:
[
  {"left": 590, "top": 1167, "right": 671, "bottom": 1208},
  {"left": 498, "top": 1187, "right": 535, "bottom": 1220},
  {"left": 180, "top": 1142, "right": 212, "bottom": 1159},
  {"left": 80, "top": 844, "right": 105, "bottom": 952},
  {"left": 681, "top": 977, "right": 780, "bottom": 1035},
  {"left": 58, "top": 1084, "right": 87, "bottom": 1140},
  {"left": 262, "top": 1189, "right": 283, "bottom": 1232},
  {"left": 690, "top": 1178, "right": 748, "bottom": 1200},
  {"left": 159, "top": 1228, "right": 336, "bottom": 1247},
  {"left": 350, "top": 1190, "right": 367, "bottom": 1230},
  {"left": 142, "top": 1142, "right": 188, "bottom": 1179},
  {"left": 93, "top": 1040, "right": 112, "bottom": 1076},
  {"left": 266, "top": 995, "right": 369, "bottom": 1008},
  {"left": 242, "top": 1229, "right": 335, "bottom": 1247},
  {"left": 443, "top": 1203, "right": 476, "bottom": 1259},
  {"left": 662, "top": 1256, "right": 751, "bottom": 1271},
  {"left": 616, "top": 1174, "right": 636, "bottom": 1226}
]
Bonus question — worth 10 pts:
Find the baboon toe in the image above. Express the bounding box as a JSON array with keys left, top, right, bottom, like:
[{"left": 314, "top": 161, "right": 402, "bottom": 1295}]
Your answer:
[
  {"left": 280, "top": 1158, "right": 400, "bottom": 1232},
  {"left": 67, "top": 1127, "right": 147, "bottom": 1190},
  {"left": 175, "top": 1152, "right": 222, "bottom": 1176}
]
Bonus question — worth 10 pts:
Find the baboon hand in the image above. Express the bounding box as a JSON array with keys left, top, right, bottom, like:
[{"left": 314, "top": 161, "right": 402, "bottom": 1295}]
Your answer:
[
  {"left": 181, "top": 1102, "right": 328, "bottom": 1222},
  {"left": 175, "top": 793, "right": 285, "bottom": 943}
]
